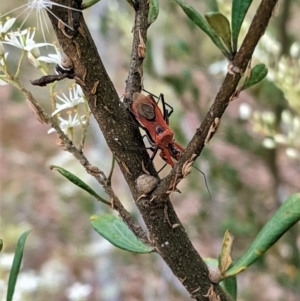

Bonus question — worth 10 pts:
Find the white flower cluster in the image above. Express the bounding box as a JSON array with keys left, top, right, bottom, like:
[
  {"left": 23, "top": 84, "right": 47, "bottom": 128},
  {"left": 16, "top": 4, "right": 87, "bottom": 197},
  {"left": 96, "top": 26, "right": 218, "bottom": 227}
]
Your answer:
[
  {"left": 0, "top": 2, "right": 88, "bottom": 137},
  {"left": 1, "top": 0, "right": 81, "bottom": 42},
  {"left": 48, "top": 84, "right": 87, "bottom": 135}
]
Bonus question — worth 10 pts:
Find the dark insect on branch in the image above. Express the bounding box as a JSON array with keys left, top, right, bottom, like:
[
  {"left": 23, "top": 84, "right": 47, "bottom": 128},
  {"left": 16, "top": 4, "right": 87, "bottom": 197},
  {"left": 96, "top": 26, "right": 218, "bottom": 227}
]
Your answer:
[
  {"left": 30, "top": 65, "right": 76, "bottom": 87},
  {"left": 132, "top": 92, "right": 184, "bottom": 168}
]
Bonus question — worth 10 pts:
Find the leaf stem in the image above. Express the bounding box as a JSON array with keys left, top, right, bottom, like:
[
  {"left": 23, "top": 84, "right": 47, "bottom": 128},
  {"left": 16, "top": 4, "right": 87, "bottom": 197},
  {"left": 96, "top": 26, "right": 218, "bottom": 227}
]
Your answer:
[{"left": 14, "top": 50, "right": 26, "bottom": 78}]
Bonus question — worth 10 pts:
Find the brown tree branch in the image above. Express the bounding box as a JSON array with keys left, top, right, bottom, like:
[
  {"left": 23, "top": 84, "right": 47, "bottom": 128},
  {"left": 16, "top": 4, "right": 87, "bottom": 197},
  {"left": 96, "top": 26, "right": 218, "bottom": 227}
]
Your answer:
[
  {"left": 277, "top": 0, "right": 292, "bottom": 56},
  {"left": 50, "top": 122, "right": 150, "bottom": 244},
  {"left": 123, "top": 1, "right": 147, "bottom": 102},
  {"left": 47, "top": 1, "right": 221, "bottom": 300},
  {"left": 154, "top": 0, "right": 280, "bottom": 199},
  {"left": 17, "top": 75, "right": 149, "bottom": 244},
  {"left": 45, "top": 0, "right": 278, "bottom": 300}
]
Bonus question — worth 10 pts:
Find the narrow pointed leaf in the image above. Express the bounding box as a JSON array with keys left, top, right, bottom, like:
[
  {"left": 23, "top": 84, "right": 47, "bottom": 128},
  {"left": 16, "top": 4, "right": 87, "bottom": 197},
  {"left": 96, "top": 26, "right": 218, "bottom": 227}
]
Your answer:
[
  {"left": 0, "top": 239, "right": 3, "bottom": 252},
  {"left": 231, "top": 0, "right": 253, "bottom": 52},
  {"left": 148, "top": 0, "right": 159, "bottom": 25},
  {"left": 205, "top": 12, "right": 232, "bottom": 53},
  {"left": 226, "top": 193, "right": 300, "bottom": 277},
  {"left": 6, "top": 230, "right": 31, "bottom": 301},
  {"left": 50, "top": 165, "right": 109, "bottom": 205},
  {"left": 173, "top": 0, "right": 231, "bottom": 58},
  {"left": 222, "top": 275, "right": 237, "bottom": 301},
  {"left": 91, "top": 215, "right": 154, "bottom": 253},
  {"left": 219, "top": 230, "right": 234, "bottom": 276},
  {"left": 243, "top": 63, "right": 268, "bottom": 90}
]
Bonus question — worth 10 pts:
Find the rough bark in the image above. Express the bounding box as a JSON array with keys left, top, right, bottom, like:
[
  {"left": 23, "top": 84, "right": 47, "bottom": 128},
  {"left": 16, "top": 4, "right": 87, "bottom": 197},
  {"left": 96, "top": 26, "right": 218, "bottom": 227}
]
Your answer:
[{"left": 46, "top": 0, "right": 279, "bottom": 300}]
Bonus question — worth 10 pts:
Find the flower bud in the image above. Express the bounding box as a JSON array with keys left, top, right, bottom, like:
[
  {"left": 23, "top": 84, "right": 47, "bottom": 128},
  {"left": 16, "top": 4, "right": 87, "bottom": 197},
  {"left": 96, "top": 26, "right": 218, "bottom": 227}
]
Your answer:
[
  {"left": 28, "top": 51, "right": 41, "bottom": 69},
  {"left": 0, "top": 42, "right": 5, "bottom": 56},
  {"left": 30, "top": 46, "right": 41, "bottom": 58}
]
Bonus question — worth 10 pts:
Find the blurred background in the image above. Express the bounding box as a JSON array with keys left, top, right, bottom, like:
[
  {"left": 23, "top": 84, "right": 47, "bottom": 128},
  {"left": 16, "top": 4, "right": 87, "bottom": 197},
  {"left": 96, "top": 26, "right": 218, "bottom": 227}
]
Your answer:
[{"left": 0, "top": 0, "right": 299, "bottom": 300}]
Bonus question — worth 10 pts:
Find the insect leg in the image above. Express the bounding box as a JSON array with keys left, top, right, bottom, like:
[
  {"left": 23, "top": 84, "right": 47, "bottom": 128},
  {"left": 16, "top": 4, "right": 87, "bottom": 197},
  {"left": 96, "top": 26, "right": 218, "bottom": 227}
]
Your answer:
[
  {"left": 142, "top": 134, "right": 159, "bottom": 160},
  {"left": 142, "top": 89, "right": 174, "bottom": 122},
  {"left": 157, "top": 93, "right": 174, "bottom": 123},
  {"left": 160, "top": 148, "right": 175, "bottom": 167}
]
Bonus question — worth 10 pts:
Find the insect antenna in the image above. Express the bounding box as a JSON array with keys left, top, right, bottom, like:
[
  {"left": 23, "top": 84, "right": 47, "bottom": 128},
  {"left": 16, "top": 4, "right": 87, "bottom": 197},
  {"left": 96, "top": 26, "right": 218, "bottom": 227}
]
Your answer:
[
  {"left": 156, "top": 163, "right": 167, "bottom": 174},
  {"left": 104, "top": 105, "right": 140, "bottom": 129},
  {"left": 192, "top": 165, "right": 212, "bottom": 202}
]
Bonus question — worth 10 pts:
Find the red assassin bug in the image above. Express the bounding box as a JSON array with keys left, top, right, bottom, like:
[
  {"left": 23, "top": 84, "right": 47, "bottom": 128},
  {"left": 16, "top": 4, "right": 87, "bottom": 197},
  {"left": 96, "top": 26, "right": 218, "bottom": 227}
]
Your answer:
[
  {"left": 132, "top": 92, "right": 185, "bottom": 167},
  {"left": 130, "top": 91, "right": 211, "bottom": 199},
  {"left": 118, "top": 91, "right": 211, "bottom": 199}
]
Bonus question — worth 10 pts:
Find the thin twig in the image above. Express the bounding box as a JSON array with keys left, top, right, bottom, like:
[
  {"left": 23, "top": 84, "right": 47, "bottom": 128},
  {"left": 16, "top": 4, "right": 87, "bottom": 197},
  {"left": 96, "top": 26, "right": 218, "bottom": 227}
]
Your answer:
[
  {"left": 12, "top": 76, "right": 149, "bottom": 244},
  {"left": 156, "top": 0, "right": 280, "bottom": 199},
  {"left": 108, "top": 156, "right": 116, "bottom": 184}
]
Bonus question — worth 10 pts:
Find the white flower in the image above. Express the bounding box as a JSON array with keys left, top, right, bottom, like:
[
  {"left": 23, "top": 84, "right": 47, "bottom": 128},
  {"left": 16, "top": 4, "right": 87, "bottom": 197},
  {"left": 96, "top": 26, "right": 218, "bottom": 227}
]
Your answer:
[
  {"left": 0, "top": 17, "right": 16, "bottom": 35},
  {"left": 0, "top": 1, "right": 81, "bottom": 43},
  {"left": 239, "top": 103, "right": 252, "bottom": 120},
  {"left": 28, "top": 51, "right": 41, "bottom": 68},
  {"left": 290, "top": 42, "right": 300, "bottom": 59},
  {"left": 37, "top": 45, "right": 61, "bottom": 64},
  {"left": 0, "top": 252, "right": 14, "bottom": 270},
  {"left": 0, "top": 52, "right": 9, "bottom": 85},
  {"left": 263, "top": 138, "right": 276, "bottom": 149},
  {"left": 0, "top": 52, "right": 7, "bottom": 65},
  {"left": 66, "top": 282, "right": 92, "bottom": 301},
  {"left": 48, "top": 112, "right": 86, "bottom": 134},
  {"left": 3, "top": 28, "right": 50, "bottom": 51},
  {"left": 52, "top": 85, "right": 85, "bottom": 116},
  {"left": 286, "top": 148, "right": 300, "bottom": 160},
  {"left": 0, "top": 42, "right": 5, "bottom": 56},
  {"left": 13, "top": 270, "right": 40, "bottom": 293},
  {"left": 208, "top": 60, "right": 228, "bottom": 75}
]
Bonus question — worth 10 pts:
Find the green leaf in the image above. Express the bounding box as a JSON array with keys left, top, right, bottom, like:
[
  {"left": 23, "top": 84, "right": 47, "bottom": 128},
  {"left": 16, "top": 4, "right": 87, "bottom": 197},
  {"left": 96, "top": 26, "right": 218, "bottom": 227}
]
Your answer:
[
  {"left": 243, "top": 63, "right": 268, "bottom": 90},
  {"left": 205, "top": 12, "right": 232, "bottom": 53},
  {"left": 6, "top": 230, "right": 31, "bottom": 301},
  {"left": 0, "top": 239, "right": 3, "bottom": 252},
  {"left": 148, "top": 0, "right": 159, "bottom": 25},
  {"left": 218, "top": 230, "right": 234, "bottom": 276},
  {"left": 50, "top": 165, "right": 109, "bottom": 205},
  {"left": 205, "top": 0, "right": 219, "bottom": 12},
  {"left": 225, "top": 193, "right": 300, "bottom": 277},
  {"left": 90, "top": 215, "right": 154, "bottom": 253},
  {"left": 231, "top": 0, "right": 253, "bottom": 52},
  {"left": 173, "top": 0, "right": 231, "bottom": 59},
  {"left": 222, "top": 276, "right": 237, "bottom": 301}
]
